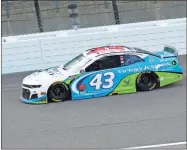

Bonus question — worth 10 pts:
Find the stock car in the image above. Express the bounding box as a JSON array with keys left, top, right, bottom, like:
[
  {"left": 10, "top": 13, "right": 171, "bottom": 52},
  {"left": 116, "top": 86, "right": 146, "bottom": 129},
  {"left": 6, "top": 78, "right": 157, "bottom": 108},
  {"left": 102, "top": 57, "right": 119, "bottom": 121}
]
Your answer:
[{"left": 20, "top": 45, "right": 184, "bottom": 104}]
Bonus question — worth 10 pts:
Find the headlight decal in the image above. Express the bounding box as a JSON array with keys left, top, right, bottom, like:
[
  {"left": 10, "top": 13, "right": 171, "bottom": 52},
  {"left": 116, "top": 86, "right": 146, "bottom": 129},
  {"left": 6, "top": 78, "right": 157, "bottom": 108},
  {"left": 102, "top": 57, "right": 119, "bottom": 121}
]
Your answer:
[{"left": 22, "top": 84, "right": 42, "bottom": 88}]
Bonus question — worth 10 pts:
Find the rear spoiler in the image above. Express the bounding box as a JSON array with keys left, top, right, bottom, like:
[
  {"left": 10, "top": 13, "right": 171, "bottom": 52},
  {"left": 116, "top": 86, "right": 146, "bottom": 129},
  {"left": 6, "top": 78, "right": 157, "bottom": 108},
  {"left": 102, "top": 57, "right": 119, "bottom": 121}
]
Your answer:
[{"left": 163, "top": 45, "right": 178, "bottom": 57}]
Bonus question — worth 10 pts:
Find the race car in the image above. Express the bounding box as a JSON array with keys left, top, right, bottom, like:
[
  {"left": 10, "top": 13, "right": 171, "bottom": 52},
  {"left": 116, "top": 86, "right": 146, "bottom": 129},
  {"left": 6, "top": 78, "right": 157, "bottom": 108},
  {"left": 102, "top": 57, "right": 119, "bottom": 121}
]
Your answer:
[{"left": 20, "top": 45, "right": 184, "bottom": 104}]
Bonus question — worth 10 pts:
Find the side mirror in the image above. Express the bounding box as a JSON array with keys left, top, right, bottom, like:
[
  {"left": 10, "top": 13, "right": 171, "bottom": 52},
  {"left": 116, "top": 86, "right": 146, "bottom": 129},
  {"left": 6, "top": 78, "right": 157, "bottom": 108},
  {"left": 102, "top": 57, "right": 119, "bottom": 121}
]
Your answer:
[{"left": 80, "top": 69, "right": 85, "bottom": 74}]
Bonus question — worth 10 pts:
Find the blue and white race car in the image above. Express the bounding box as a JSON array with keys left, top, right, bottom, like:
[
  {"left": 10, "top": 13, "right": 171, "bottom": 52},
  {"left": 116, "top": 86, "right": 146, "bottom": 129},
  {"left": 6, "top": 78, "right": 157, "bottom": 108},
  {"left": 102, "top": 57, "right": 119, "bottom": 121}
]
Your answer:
[{"left": 20, "top": 45, "right": 184, "bottom": 104}]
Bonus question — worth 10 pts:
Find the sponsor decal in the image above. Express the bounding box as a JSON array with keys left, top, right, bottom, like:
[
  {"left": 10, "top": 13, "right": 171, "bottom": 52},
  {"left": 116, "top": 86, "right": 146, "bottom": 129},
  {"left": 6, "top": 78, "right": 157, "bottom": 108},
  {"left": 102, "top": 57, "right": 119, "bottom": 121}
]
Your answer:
[
  {"left": 154, "top": 62, "right": 171, "bottom": 69},
  {"left": 149, "top": 83, "right": 156, "bottom": 90},
  {"left": 52, "top": 98, "right": 61, "bottom": 102},
  {"left": 120, "top": 62, "right": 124, "bottom": 66},
  {"left": 78, "top": 84, "right": 86, "bottom": 91},
  {"left": 160, "top": 77, "right": 164, "bottom": 80},
  {"left": 120, "top": 56, "right": 124, "bottom": 61},
  {"left": 88, "top": 46, "right": 124, "bottom": 55},
  {"left": 47, "top": 70, "right": 54, "bottom": 75},
  {"left": 118, "top": 68, "right": 142, "bottom": 73},
  {"left": 120, "top": 56, "right": 125, "bottom": 66},
  {"left": 63, "top": 83, "right": 69, "bottom": 91},
  {"left": 41, "top": 98, "right": 47, "bottom": 101},
  {"left": 124, "top": 51, "right": 144, "bottom": 56},
  {"left": 124, "top": 78, "right": 130, "bottom": 85},
  {"left": 172, "top": 60, "right": 177, "bottom": 66},
  {"left": 149, "top": 57, "right": 154, "bottom": 62},
  {"left": 44, "top": 66, "right": 62, "bottom": 75},
  {"left": 80, "top": 91, "right": 86, "bottom": 94},
  {"left": 124, "top": 52, "right": 136, "bottom": 55},
  {"left": 118, "top": 63, "right": 172, "bottom": 74},
  {"left": 71, "top": 72, "right": 95, "bottom": 94}
]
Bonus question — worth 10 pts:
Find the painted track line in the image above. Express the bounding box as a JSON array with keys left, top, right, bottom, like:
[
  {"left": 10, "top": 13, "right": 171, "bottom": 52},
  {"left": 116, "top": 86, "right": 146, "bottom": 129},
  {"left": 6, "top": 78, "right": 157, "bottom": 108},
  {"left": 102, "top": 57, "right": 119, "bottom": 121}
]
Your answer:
[{"left": 121, "top": 141, "right": 186, "bottom": 149}]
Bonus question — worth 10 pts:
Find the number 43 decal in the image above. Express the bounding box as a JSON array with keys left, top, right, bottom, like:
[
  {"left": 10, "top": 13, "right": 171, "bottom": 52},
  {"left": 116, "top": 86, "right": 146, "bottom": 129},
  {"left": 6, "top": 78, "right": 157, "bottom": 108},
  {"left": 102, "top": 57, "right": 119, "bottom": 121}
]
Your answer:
[{"left": 89, "top": 72, "right": 115, "bottom": 90}]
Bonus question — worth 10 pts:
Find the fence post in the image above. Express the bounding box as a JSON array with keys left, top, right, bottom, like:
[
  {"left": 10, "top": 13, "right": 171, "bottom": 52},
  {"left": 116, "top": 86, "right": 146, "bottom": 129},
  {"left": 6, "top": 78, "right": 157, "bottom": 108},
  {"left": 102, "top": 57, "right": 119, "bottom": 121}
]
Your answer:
[
  {"left": 34, "top": 0, "right": 43, "bottom": 32},
  {"left": 3, "top": 0, "right": 12, "bottom": 35},
  {"left": 3, "top": 0, "right": 9, "bottom": 18},
  {"left": 111, "top": 0, "right": 120, "bottom": 24},
  {"left": 68, "top": 0, "right": 79, "bottom": 29},
  {"left": 55, "top": 0, "right": 60, "bottom": 13}
]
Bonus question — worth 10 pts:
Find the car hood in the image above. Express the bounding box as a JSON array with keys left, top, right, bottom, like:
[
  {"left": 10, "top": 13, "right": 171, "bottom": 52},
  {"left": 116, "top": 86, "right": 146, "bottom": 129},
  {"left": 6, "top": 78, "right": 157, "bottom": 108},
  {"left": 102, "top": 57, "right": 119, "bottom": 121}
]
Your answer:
[{"left": 22, "top": 66, "right": 69, "bottom": 86}]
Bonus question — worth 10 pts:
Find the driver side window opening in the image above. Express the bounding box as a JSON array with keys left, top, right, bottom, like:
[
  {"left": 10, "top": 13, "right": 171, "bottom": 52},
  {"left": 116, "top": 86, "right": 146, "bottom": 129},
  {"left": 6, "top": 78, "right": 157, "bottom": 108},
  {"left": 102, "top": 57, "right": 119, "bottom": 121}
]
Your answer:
[
  {"left": 123, "top": 55, "right": 144, "bottom": 66},
  {"left": 85, "top": 55, "right": 121, "bottom": 72}
]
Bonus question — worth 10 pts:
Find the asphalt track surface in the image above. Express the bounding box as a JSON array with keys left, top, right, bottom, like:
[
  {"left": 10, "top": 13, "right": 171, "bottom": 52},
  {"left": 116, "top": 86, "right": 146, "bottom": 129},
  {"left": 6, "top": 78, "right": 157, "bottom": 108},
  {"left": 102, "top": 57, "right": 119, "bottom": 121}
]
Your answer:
[{"left": 2, "top": 55, "right": 186, "bottom": 150}]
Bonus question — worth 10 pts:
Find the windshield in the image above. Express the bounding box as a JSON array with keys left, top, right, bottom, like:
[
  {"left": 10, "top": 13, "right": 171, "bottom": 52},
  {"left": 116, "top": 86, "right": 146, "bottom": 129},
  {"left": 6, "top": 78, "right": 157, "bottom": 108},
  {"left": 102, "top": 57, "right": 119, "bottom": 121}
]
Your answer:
[
  {"left": 133, "top": 47, "right": 161, "bottom": 58},
  {"left": 63, "top": 54, "right": 91, "bottom": 71}
]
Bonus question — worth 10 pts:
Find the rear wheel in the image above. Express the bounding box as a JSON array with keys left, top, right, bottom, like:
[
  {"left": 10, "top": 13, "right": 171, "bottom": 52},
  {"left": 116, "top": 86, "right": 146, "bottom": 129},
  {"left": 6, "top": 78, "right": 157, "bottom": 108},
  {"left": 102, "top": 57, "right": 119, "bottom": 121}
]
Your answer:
[
  {"left": 136, "top": 72, "right": 159, "bottom": 91},
  {"left": 47, "top": 82, "right": 70, "bottom": 102}
]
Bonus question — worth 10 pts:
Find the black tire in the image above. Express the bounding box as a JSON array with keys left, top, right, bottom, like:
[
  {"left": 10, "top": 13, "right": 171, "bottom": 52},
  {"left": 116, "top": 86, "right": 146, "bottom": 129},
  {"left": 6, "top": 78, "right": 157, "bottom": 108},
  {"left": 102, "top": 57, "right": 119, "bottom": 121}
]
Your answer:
[
  {"left": 47, "top": 82, "right": 70, "bottom": 103},
  {"left": 136, "top": 72, "right": 159, "bottom": 91}
]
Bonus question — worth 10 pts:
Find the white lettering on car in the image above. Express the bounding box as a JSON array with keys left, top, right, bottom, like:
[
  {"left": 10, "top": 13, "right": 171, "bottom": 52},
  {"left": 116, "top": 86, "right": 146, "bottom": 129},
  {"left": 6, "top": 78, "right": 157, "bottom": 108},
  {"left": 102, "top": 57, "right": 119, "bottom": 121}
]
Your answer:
[{"left": 118, "top": 63, "right": 172, "bottom": 73}]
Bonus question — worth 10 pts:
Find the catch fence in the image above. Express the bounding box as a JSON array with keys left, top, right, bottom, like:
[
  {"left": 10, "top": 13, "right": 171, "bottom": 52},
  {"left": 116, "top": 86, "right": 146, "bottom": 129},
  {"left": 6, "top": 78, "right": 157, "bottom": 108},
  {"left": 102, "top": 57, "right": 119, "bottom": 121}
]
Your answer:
[{"left": 2, "top": 0, "right": 186, "bottom": 36}]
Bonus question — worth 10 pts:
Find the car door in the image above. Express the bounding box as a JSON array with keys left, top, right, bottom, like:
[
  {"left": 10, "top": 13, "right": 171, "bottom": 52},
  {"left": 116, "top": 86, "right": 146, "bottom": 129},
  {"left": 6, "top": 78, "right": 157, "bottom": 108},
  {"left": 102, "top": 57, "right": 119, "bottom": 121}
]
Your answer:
[
  {"left": 70, "top": 54, "right": 124, "bottom": 99},
  {"left": 122, "top": 54, "right": 146, "bottom": 72},
  {"left": 112, "top": 54, "right": 146, "bottom": 94}
]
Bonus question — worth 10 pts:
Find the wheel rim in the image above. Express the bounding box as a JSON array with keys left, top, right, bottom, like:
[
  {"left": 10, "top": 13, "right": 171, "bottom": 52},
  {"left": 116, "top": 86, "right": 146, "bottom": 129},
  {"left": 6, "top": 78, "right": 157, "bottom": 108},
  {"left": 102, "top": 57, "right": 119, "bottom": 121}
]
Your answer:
[
  {"left": 51, "top": 85, "right": 66, "bottom": 99},
  {"left": 140, "top": 74, "right": 153, "bottom": 86}
]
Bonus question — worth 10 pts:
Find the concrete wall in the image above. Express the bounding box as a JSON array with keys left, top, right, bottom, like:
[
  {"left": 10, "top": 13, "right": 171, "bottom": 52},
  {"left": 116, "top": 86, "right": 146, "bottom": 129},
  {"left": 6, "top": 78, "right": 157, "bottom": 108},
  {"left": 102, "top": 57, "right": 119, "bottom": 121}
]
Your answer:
[{"left": 2, "top": 18, "right": 186, "bottom": 74}]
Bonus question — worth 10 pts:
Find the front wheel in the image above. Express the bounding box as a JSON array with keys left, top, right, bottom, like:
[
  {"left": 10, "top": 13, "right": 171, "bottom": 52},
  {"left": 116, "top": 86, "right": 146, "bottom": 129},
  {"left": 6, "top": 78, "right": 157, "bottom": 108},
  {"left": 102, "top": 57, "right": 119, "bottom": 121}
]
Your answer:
[
  {"left": 47, "top": 82, "right": 70, "bottom": 102},
  {"left": 136, "top": 72, "right": 159, "bottom": 91}
]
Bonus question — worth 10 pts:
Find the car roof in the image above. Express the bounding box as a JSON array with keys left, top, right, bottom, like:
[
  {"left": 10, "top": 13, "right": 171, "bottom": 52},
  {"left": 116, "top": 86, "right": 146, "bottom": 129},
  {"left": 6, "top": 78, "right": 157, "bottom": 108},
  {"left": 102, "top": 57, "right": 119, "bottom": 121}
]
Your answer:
[
  {"left": 85, "top": 45, "right": 128, "bottom": 56},
  {"left": 84, "top": 45, "right": 161, "bottom": 58}
]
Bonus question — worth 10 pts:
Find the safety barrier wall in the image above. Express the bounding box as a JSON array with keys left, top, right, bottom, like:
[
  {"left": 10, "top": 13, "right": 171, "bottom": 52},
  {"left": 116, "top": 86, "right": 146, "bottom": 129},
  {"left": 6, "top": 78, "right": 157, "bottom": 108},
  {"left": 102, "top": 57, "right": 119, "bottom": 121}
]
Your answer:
[{"left": 2, "top": 18, "right": 186, "bottom": 74}]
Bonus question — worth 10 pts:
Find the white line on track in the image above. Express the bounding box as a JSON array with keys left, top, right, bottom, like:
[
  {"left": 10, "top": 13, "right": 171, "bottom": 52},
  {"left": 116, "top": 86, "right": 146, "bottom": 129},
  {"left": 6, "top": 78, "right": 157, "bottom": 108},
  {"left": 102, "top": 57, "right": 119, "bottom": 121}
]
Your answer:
[{"left": 120, "top": 141, "right": 186, "bottom": 149}]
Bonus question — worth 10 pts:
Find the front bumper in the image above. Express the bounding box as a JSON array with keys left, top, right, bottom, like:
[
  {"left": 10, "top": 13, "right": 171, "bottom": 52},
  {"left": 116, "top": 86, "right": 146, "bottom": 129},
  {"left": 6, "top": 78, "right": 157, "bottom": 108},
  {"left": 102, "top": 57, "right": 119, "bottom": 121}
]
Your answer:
[
  {"left": 20, "top": 94, "right": 48, "bottom": 104},
  {"left": 20, "top": 84, "right": 48, "bottom": 104}
]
